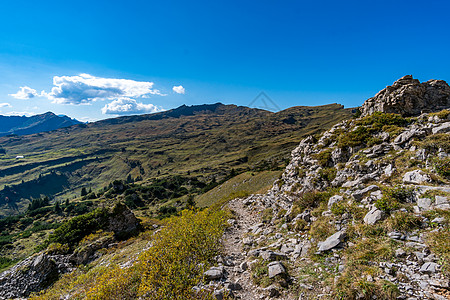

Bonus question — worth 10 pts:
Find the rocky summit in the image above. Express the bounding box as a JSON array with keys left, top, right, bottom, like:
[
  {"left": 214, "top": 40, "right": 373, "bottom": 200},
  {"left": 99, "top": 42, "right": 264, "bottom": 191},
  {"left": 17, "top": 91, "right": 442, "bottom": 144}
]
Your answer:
[{"left": 361, "top": 75, "right": 450, "bottom": 117}]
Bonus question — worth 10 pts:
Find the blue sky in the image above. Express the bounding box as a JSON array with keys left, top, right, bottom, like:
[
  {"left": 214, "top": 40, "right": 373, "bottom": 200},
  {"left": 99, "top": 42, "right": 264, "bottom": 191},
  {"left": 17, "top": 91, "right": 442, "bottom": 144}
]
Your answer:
[{"left": 0, "top": 0, "right": 449, "bottom": 121}]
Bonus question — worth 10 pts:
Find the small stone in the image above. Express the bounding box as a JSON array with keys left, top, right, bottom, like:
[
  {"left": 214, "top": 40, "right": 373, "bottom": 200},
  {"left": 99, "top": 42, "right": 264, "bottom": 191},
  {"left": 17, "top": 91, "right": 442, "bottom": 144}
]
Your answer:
[
  {"left": 261, "top": 251, "right": 287, "bottom": 261},
  {"left": 264, "top": 285, "right": 280, "bottom": 297},
  {"left": 204, "top": 267, "right": 224, "bottom": 280},
  {"left": 239, "top": 261, "right": 248, "bottom": 271},
  {"left": 384, "top": 164, "right": 395, "bottom": 176},
  {"left": 328, "top": 195, "right": 344, "bottom": 208},
  {"left": 388, "top": 231, "right": 405, "bottom": 240},
  {"left": 420, "top": 262, "right": 439, "bottom": 274},
  {"left": 268, "top": 261, "right": 286, "bottom": 278},
  {"left": 318, "top": 231, "right": 346, "bottom": 252},
  {"left": 363, "top": 206, "right": 385, "bottom": 225},
  {"left": 395, "top": 248, "right": 406, "bottom": 258},
  {"left": 417, "top": 198, "right": 432, "bottom": 211},
  {"left": 431, "top": 217, "right": 445, "bottom": 224},
  {"left": 403, "top": 170, "right": 431, "bottom": 185},
  {"left": 225, "top": 282, "right": 242, "bottom": 291},
  {"left": 243, "top": 237, "right": 254, "bottom": 246}
]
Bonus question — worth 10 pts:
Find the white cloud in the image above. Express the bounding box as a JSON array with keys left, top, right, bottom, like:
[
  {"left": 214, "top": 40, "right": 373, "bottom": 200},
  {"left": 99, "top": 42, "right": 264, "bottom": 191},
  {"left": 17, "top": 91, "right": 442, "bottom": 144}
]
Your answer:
[
  {"left": 101, "top": 98, "right": 164, "bottom": 115},
  {"left": 2, "top": 111, "right": 35, "bottom": 117},
  {"left": 0, "top": 103, "right": 12, "bottom": 108},
  {"left": 9, "top": 86, "right": 39, "bottom": 99},
  {"left": 172, "top": 85, "right": 185, "bottom": 94},
  {"left": 44, "top": 73, "right": 164, "bottom": 105}
]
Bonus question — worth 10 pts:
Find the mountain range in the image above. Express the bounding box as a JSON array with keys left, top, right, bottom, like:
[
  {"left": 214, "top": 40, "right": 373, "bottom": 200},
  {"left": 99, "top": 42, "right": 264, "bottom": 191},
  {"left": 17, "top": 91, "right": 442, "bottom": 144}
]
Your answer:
[{"left": 0, "top": 112, "right": 81, "bottom": 137}]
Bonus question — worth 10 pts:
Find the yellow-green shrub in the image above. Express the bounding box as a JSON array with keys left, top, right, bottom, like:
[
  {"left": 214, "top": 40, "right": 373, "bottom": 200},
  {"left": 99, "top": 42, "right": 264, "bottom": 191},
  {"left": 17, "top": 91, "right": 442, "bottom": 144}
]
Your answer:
[
  {"left": 138, "top": 209, "right": 228, "bottom": 299},
  {"left": 33, "top": 208, "right": 229, "bottom": 300}
]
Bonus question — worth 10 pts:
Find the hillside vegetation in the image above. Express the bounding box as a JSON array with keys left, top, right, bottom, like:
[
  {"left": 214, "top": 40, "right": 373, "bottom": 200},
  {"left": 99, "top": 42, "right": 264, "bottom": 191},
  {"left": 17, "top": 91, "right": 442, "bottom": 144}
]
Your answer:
[{"left": 0, "top": 103, "right": 352, "bottom": 216}]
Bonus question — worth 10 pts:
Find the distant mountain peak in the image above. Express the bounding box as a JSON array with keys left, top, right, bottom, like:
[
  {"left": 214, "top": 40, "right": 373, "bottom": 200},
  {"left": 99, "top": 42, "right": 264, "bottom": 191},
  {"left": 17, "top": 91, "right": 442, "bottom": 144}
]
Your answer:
[{"left": 0, "top": 112, "right": 81, "bottom": 137}]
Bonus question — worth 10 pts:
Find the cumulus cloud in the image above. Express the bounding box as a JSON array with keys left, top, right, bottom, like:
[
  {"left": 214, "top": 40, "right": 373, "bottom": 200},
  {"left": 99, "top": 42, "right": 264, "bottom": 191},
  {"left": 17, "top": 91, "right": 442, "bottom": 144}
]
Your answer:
[
  {"left": 101, "top": 98, "right": 164, "bottom": 115},
  {"left": 172, "top": 85, "right": 185, "bottom": 94},
  {"left": 0, "top": 103, "right": 12, "bottom": 108},
  {"left": 44, "top": 73, "right": 164, "bottom": 105},
  {"left": 9, "top": 86, "right": 39, "bottom": 99}
]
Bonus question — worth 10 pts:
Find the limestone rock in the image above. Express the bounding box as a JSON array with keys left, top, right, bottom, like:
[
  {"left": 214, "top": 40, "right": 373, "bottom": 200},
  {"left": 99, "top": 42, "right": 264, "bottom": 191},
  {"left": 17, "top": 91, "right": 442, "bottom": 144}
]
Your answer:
[
  {"left": 0, "top": 253, "right": 71, "bottom": 299},
  {"left": 318, "top": 231, "right": 346, "bottom": 252},
  {"left": 328, "top": 195, "right": 344, "bottom": 208},
  {"left": 361, "top": 75, "right": 450, "bottom": 117},
  {"left": 420, "top": 262, "right": 439, "bottom": 274},
  {"left": 417, "top": 198, "right": 432, "bottom": 211},
  {"left": 243, "top": 237, "right": 254, "bottom": 246},
  {"left": 107, "top": 203, "right": 141, "bottom": 239},
  {"left": 403, "top": 170, "right": 432, "bottom": 184},
  {"left": 363, "top": 207, "right": 385, "bottom": 225},
  {"left": 204, "top": 266, "right": 225, "bottom": 281},
  {"left": 352, "top": 185, "right": 380, "bottom": 201},
  {"left": 261, "top": 251, "right": 287, "bottom": 261},
  {"left": 268, "top": 261, "right": 286, "bottom": 278},
  {"left": 432, "top": 122, "right": 450, "bottom": 134}
]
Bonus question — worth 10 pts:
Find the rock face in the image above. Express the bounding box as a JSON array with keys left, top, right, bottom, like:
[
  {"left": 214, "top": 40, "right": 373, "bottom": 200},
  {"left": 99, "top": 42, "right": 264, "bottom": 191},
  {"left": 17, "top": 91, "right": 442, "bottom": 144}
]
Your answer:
[
  {"left": 361, "top": 75, "right": 450, "bottom": 117},
  {"left": 0, "top": 253, "right": 72, "bottom": 299}
]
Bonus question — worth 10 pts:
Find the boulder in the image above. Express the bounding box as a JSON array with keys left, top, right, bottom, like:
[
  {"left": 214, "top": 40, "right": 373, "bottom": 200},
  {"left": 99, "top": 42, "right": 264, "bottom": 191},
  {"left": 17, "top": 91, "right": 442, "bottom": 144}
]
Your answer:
[
  {"left": 318, "top": 231, "right": 346, "bottom": 252},
  {"left": 107, "top": 203, "right": 141, "bottom": 239},
  {"left": 403, "top": 170, "right": 431, "bottom": 184},
  {"left": 360, "top": 75, "right": 450, "bottom": 117}
]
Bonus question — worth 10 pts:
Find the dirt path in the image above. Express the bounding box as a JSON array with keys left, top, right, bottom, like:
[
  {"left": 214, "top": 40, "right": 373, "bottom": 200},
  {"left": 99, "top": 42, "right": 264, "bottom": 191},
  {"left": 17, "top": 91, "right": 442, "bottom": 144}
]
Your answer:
[{"left": 223, "top": 197, "right": 264, "bottom": 300}]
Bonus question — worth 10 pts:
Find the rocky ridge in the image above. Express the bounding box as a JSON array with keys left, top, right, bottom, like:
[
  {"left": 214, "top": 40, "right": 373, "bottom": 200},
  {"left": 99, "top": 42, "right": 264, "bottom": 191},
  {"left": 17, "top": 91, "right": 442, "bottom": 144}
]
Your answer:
[{"left": 205, "top": 77, "right": 450, "bottom": 299}]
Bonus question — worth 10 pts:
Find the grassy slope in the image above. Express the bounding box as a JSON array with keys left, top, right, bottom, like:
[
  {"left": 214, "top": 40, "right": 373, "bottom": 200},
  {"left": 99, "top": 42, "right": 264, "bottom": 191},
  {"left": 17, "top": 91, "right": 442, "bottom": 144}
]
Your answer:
[
  {"left": 0, "top": 103, "right": 353, "bottom": 216},
  {"left": 195, "top": 171, "right": 282, "bottom": 208}
]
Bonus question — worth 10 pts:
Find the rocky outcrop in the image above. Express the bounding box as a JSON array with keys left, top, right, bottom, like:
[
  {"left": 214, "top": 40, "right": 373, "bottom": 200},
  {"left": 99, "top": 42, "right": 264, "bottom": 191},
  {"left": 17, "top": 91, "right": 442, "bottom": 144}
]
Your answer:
[
  {"left": 0, "top": 253, "right": 72, "bottom": 299},
  {"left": 107, "top": 202, "right": 141, "bottom": 239},
  {"left": 361, "top": 75, "right": 450, "bottom": 117},
  {"left": 222, "top": 105, "right": 450, "bottom": 299},
  {"left": 0, "top": 203, "right": 141, "bottom": 299}
]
